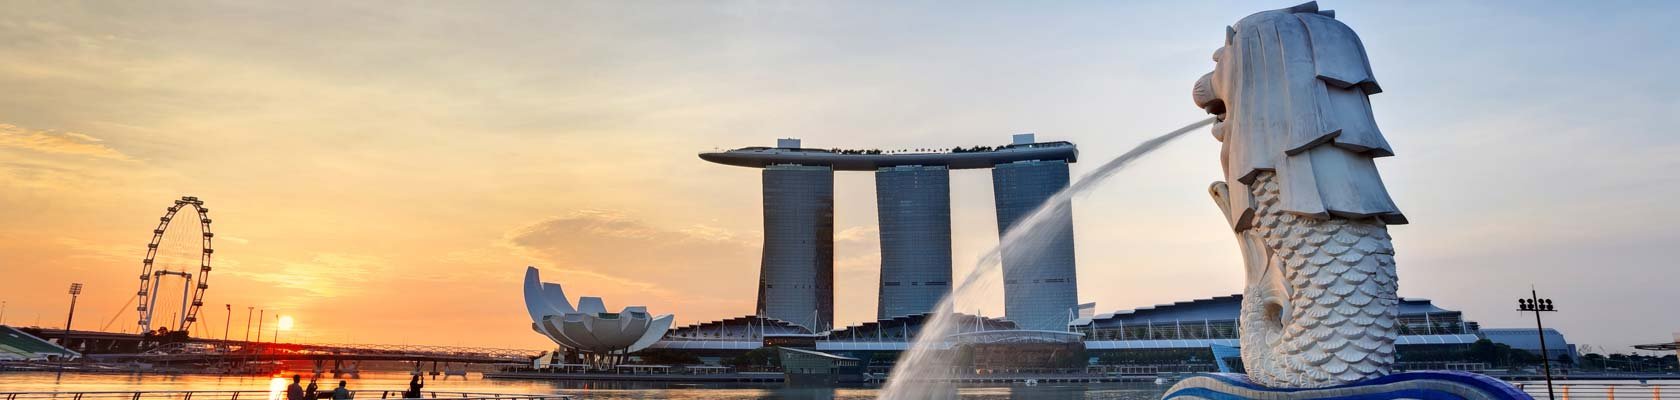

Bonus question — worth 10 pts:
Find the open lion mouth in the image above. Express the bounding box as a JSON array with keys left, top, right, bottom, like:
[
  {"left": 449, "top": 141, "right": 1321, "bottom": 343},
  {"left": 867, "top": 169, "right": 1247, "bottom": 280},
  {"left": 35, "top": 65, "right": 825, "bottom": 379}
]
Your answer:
[
  {"left": 1203, "top": 98, "right": 1227, "bottom": 121},
  {"left": 1203, "top": 98, "right": 1229, "bottom": 140},
  {"left": 1192, "top": 72, "right": 1228, "bottom": 138}
]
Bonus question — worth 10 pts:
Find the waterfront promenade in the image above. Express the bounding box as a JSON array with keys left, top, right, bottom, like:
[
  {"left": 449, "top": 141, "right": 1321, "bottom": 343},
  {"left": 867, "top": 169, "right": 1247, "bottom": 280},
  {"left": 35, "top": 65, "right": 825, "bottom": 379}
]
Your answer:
[
  {"left": 0, "top": 390, "right": 572, "bottom": 400},
  {"left": 6, "top": 371, "right": 1680, "bottom": 400}
]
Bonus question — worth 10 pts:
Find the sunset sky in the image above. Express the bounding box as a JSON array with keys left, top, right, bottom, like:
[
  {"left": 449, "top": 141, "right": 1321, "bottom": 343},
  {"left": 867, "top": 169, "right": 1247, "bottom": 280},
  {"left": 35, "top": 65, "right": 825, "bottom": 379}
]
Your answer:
[{"left": 1, "top": 1, "right": 1675, "bottom": 353}]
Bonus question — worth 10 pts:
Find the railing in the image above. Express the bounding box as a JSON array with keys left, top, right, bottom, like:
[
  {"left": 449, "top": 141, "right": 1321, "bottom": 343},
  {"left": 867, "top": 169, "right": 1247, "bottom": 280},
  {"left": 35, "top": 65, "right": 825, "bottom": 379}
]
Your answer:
[
  {"left": 122, "top": 342, "right": 543, "bottom": 363},
  {"left": 1519, "top": 383, "right": 1680, "bottom": 399},
  {"left": 0, "top": 391, "right": 570, "bottom": 400}
]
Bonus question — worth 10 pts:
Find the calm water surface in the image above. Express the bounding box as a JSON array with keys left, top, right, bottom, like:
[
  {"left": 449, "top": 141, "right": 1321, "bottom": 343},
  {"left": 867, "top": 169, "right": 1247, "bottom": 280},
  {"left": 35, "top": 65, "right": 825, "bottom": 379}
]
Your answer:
[{"left": 0, "top": 371, "right": 1170, "bottom": 399}]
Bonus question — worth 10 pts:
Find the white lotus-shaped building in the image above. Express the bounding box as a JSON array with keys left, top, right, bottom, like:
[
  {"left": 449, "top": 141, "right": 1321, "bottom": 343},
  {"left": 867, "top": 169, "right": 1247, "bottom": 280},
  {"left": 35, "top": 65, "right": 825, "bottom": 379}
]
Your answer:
[{"left": 522, "top": 266, "right": 674, "bottom": 368}]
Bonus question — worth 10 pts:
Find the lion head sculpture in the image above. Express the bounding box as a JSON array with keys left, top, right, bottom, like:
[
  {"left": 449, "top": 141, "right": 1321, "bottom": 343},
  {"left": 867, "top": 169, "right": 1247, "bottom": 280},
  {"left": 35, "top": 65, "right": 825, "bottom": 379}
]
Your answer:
[{"left": 1193, "top": 1, "right": 1406, "bottom": 231}]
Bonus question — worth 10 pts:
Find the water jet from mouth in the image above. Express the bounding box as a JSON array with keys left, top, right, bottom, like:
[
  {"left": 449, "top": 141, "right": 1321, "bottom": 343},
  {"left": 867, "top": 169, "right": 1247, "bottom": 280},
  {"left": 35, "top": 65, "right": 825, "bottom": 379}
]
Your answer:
[{"left": 878, "top": 117, "right": 1218, "bottom": 399}]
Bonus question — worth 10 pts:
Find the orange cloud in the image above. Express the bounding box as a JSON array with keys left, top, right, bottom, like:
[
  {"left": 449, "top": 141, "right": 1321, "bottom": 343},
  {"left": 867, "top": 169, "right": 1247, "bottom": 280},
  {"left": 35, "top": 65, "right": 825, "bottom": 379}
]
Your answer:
[
  {"left": 219, "top": 253, "right": 391, "bottom": 300},
  {"left": 504, "top": 210, "right": 760, "bottom": 320},
  {"left": 507, "top": 210, "right": 755, "bottom": 262},
  {"left": 0, "top": 124, "right": 131, "bottom": 160}
]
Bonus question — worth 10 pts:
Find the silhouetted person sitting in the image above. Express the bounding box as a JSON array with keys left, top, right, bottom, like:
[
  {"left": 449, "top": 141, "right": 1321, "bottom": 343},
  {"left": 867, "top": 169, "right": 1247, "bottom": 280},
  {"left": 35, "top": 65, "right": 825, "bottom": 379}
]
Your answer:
[
  {"left": 331, "top": 381, "right": 351, "bottom": 400},
  {"left": 286, "top": 375, "right": 304, "bottom": 400},
  {"left": 402, "top": 375, "right": 423, "bottom": 398},
  {"left": 305, "top": 379, "right": 319, "bottom": 400}
]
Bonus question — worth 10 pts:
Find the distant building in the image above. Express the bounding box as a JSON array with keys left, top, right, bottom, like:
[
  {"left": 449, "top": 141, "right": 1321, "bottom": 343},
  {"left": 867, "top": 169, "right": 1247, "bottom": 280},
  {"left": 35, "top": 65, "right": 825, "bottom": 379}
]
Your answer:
[
  {"left": 650, "top": 312, "right": 1015, "bottom": 353},
  {"left": 1072, "top": 294, "right": 1484, "bottom": 373},
  {"left": 778, "top": 347, "right": 865, "bottom": 385},
  {"left": 652, "top": 315, "right": 815, "bottom": 361},
  {"left": 1481, "top": 328, "right": 1578, "bottom": 363},
  {"left": 522, "top": 267, "right": 674, "bottom": 370},
  {"left": 0, "top": 325, "right": 78, "bottom": 361},
  {"left": 993, "top": 157, "right": 1078, "bottom": 331},
  {"left": 757, "top": 164, "right": 835, "bottom": 331},
  {"left": 700, "top": 135, "right": 1079, "bottom": 330},
  {"left": 639, "top": 295, "right": 1571, "bottom": 374},
  {"left": 1072, "top": 295, "right": 1480, "bottom": 343},
  {"left": 1632, "top": 333, "right": 1680, "bottom": 361},
  {"left": 875, "top": 165, "right": 953, "bottom": 319}
]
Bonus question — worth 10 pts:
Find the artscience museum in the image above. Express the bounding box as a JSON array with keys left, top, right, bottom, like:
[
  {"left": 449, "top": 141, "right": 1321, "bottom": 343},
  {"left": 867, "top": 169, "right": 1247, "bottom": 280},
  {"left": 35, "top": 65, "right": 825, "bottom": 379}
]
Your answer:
[{"left": 522, "top": 266, "right": 673, "bottom": 369}]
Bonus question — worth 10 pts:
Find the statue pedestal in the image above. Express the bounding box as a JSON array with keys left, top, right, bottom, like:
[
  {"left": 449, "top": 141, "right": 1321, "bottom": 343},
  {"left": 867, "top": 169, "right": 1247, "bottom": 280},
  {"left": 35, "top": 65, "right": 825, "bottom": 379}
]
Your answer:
[{"left": 1162, "top": 372, "right": 1534, "bottom": 400}]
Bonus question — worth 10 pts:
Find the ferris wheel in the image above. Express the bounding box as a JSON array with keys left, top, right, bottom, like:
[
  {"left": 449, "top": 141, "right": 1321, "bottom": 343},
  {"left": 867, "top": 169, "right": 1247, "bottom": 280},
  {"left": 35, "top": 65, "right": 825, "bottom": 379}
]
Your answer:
[{"left": 135, "top": 196, "right": 215, "bottom": 334}]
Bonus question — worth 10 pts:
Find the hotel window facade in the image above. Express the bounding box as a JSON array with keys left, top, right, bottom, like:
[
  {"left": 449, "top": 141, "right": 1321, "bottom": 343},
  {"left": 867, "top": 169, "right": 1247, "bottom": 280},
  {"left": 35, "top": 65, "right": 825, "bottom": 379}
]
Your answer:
[
  {"left": 874, "top": 165, "right": 954, "bottom": 319},
  {"left": 757, "top": 165, "right": 835, "bottom": 331},
  {"left": 992, "top": 160, "right": 1078, "bottom": 331}
]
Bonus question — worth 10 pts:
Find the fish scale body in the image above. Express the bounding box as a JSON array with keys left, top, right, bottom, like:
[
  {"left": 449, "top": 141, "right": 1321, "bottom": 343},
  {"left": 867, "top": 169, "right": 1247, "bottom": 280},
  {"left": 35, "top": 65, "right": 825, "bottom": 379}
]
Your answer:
[{"left": 1239, "top": 172, "right": 1400, "bottom": 388}]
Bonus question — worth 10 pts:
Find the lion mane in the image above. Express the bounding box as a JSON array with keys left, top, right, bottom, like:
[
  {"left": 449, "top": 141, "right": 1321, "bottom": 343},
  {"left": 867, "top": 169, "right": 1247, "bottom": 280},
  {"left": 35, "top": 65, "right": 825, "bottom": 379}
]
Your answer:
[{"left": 1195, "top": 1, "right": 1406, "bottom": 231}]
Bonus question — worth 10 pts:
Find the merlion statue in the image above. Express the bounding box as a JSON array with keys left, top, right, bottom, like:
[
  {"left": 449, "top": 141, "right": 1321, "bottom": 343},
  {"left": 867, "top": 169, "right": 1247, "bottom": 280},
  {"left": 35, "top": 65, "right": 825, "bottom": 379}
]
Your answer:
[{"left": 1193, "top": 1, "right": 1406, "bottom": 388}]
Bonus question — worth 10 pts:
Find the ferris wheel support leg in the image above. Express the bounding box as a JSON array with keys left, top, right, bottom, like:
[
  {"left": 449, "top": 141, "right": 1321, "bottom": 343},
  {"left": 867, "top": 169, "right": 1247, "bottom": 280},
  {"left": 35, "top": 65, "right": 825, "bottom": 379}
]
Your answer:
[
  {"left": 177, "top": 279, "right": 191, "bottom": 332},
  {"left": 143, "top": 274, "right": 165, "bottom": 332}
]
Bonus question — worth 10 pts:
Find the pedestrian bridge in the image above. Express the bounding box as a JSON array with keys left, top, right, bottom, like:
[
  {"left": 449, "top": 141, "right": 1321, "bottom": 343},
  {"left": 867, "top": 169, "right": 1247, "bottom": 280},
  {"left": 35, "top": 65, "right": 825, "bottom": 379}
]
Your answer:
[{"left": 88, "top": 340, "right": 543, "bottom": 365}]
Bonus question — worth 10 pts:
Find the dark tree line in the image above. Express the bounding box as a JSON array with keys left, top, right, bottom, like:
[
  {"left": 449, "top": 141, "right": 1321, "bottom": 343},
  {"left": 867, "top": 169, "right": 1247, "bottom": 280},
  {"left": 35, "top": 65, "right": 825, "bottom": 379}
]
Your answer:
[{"left": 1578, "top": 352, "right": 1678, "bottom": 372}]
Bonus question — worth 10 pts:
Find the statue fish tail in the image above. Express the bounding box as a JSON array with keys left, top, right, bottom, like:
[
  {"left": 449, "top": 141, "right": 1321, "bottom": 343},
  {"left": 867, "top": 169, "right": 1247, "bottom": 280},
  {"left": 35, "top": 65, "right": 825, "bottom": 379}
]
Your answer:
[{"left": 1241, "top": 172, "right": 1400, "bottom": 387}]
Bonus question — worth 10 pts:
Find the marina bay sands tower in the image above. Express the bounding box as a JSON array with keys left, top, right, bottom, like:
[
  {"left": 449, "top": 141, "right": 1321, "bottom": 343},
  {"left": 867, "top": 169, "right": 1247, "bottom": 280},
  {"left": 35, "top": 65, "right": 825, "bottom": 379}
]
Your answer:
[{"left": 700, "top": 134, "right": 1079, "bottom": 331}]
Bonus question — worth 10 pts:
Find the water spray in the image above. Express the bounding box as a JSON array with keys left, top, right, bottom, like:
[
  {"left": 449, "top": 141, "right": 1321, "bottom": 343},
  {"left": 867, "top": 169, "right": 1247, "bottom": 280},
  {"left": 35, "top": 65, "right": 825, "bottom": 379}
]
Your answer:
[{"left": 880, "top": 117, "right": 1217, "bottom": 399}]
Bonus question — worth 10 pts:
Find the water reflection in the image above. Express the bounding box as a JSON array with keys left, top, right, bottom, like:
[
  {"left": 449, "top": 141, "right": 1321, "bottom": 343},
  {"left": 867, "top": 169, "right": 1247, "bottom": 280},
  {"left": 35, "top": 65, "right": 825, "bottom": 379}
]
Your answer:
[
  {"left": 0, "top": 371, "right": 1169, "bottom": 399},
  {"left": 266, "top": 378, "right": 286, "bottom": 400}
]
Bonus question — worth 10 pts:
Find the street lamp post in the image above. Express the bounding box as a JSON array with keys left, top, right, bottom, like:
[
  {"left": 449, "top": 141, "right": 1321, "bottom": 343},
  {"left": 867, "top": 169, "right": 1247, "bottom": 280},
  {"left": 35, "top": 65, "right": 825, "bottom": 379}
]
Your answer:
[
  {"left": 223, "top": 304, "right": 232, "bottom": 342},
  {"left": 58, "top": 283, "right": 83, "bottom": 378},
  {"left": 244, "top": 306, "right": 253, "bottom": 342},
  {"left": 1517, "top": 289, "right": 1559, "bottom": 400},
  {"left": 275, "top": 314, "right": 282, "bottom": 343},
  {"left": 256, "top": 309, "right": 265, "bottom": 342}
]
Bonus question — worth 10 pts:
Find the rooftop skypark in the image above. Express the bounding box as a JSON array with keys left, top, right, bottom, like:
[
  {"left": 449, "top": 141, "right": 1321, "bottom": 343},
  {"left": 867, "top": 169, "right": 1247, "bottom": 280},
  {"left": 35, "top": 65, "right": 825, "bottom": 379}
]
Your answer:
[
  {"left": 725, "top": 140, "right": 1074, "bottom": 156},
  {"left": 700, "top": 134, "right": 1078, "bottom": 171}
]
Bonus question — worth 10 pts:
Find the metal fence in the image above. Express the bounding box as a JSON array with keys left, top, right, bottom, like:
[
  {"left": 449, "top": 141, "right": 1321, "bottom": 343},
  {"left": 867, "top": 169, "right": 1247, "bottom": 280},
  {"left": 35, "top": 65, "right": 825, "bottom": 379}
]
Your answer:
[
  {"left": 101, "top": 342, "right": 545, "bottom": 364},
  {"left": 1520, "top": 383, "right": 1680, "bottom": 399}
]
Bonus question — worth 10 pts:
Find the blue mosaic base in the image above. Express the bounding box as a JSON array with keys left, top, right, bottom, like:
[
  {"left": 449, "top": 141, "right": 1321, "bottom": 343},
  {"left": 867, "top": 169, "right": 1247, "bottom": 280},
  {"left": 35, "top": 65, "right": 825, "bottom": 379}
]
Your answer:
[{"left": 1162, "top": 371, "right": 1534, "bottom": 400}]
